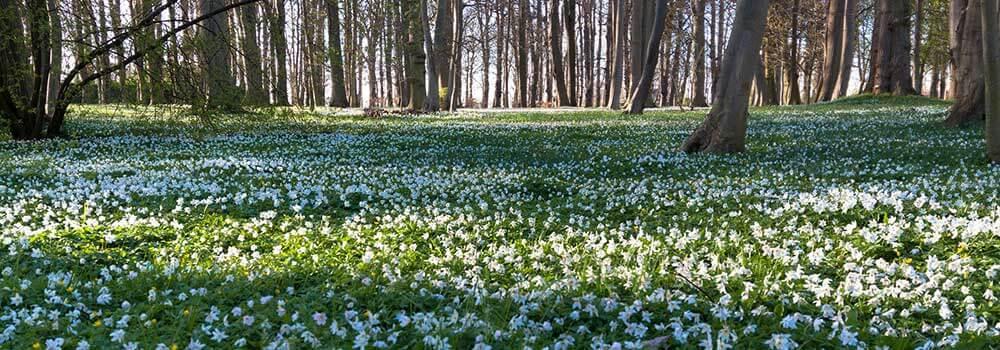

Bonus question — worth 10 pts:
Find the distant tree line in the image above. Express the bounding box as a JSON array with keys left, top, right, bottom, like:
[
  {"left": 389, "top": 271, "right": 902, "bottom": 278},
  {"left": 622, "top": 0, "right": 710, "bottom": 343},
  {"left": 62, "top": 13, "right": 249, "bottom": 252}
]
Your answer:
[{"left": 2, "top": 0, "right": 1000, "bottom": 163}]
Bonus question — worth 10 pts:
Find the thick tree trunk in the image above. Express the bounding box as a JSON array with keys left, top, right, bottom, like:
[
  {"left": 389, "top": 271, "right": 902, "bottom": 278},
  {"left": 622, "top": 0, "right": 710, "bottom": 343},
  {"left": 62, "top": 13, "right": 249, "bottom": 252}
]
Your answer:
[
  {"left": 690, "top": 0, "right": 708, "bottom": 107},
  {"left": 682, "top": 0, "right": 770, "bottom": 154},
  {"left": 872, "top": 0, "right": 916, "bottom": 95},
  {"left": 947, "top": 0, "right": 985, "bottom": 126},
  {"left": 327, "top": 0, "right": 350, "bottom": 107},
  {"left": 606, "top": 0, "right": 625, "bottom": 110},
  {"left": 549, "top": 0, "right": 572, "bottom": 106},
  {"left": 403, "top": 0, "right": 426, "bottom": 110},
  {"left": 421, "top": 0, "right": 439, "bottom": 111},
  {"left": 434, "top": 0, "right": 452, "bottom": 109},
  {"left": 983, "top": 0, "right": 1000, "bottom": 162},
  {"left": 625, "top": 0, "right": 668, "bottom": 114},
  {"left": 200, "top": 0, "right": 240, "bottom": 110},
  {"left": 241, "top": 2, "right": 266, "bottom": 104},
  {"left": 834, "top": 0, "right": 858, "bottom": 98},
  {"left": 818, "top": 0, "right": 845, "bottom": 102}
]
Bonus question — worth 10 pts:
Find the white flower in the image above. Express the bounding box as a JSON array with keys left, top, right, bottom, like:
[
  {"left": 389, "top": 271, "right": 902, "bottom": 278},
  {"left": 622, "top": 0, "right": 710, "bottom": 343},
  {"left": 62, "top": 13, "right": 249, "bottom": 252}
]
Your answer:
[{"left": 45, "top": 338, "right": 64, "bottom": 350}]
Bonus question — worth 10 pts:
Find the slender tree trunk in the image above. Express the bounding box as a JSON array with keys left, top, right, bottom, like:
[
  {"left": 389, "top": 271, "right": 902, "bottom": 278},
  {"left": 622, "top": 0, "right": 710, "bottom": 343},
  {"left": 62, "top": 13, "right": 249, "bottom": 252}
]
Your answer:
[
  {"left": 549, "top": 0, "right": 572, "bottom": 106},
  {"left": 626, "top": 0, "right": 668, "bottom": 114},
  {"left": 565, "top": 0, "right": 578, "bottom": 105},
  {"left": 682, "top": 0, "right": 770, "bottom": 154},
  {"left": 267, "top": 0, "right": 289, "bottom": 105},
  {"left": 606, "top": 0, "right": 625, "bottom": 109},
  {"left": 46, "top": 0, "right": 62, "bottom": 117},
  {"left": 914, "top": 0, "right": 924, "bottom": 94},
  {"left": 983, "top": 0, "right": 1000, "bottom": 162},
  {"left": 516, "top": 0, "right": 529, "bottom": 107},
  {"left": 690, "top": 0, "right": 709, "bottom": 107}
]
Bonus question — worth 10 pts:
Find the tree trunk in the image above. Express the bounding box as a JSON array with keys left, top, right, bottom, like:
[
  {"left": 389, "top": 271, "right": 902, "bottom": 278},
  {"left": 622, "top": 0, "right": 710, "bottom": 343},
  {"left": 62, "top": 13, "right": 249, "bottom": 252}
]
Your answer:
[
  {"left": 434, "top": 0, "right": 452, "bottom": 109},
  {"left": 606, "top": 0, "right": 625, "bottom": 109},
  {"left": 690, "top": 0, "right": 709, "bottom": 107},
  {"left": 403, "top": 0, "right": 426, "bottom": 110},
  {"left": 819, "top": 0, "right": 845, "bottom": 102},
  {"left": 46, "top": 0, "right": 62, "bottom": 117},
  {"left": 983, "top": 0, "right": 1000, "bottom": 162},
  {"left": 241, "top": 2, "right": 266, "bottom": 104},
  {"left": 783, "top": 0, "right": 802, "bottom": 105},
  {"left": 872, "top": 0, "right": 916, "bottom": 95},
  {"left": 682, "top": 0, "right": 770, "bottom": 154},
  {"left": 834, "top": 0, "right": 857, "bottom": 98},
  {"left": 516, "top": 0, "right": 529, "bottom": 107},
  {"left": 947, "top": 0, "right": 985, "bottom": 126},
  {"left": 625, "top": 0, "right": 668, "bottom": 114},
  {"left": 549, "top": 0, "right": 572, "bottom": 106},
  {"left": 565, "top": 0, "right": 578, "bottom": 105},
  {"left": 327, "top": 0, "right": 350, "bottom": 107},
  {"left": 913, "top": 0, "right": 924, "bottom": 94},
  {"left": 200, "top": 0, "right": 240, "bottom": 110},
  {"left": 421, "top": 0, "right": 439, "bottom": 111},
  {"left": 267, "top": 0, "right": 289, "bottom": 105}
]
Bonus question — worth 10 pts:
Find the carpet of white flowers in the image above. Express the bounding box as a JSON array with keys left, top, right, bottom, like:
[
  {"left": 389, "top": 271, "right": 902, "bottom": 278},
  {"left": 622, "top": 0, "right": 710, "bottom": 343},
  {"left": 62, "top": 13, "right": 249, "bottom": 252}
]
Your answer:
[{"left": 2, "top": 96, "right": 1000, "bottom": 349}]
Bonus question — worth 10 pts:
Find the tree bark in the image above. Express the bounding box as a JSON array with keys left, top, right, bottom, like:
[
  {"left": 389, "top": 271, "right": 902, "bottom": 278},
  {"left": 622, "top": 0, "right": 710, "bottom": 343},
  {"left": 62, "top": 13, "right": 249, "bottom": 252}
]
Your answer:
[
  {"left": 818, "top": 0, "right": 845, "bottom": 102},
  {"left": 606, "top": 0, "right": 625, "bottom": 109},
  {"left": 421, "top": 0, "right": 439, "bottom": 111},
  {"left": 913, "top": 0, "right": 924, "bottom": 94},
  {"left": 682, "top": 0, "right": 770, "bottom": 154},
  {"left": 327, "top": 0, "right": 350, "bottom": 107},
  {"left": 690, "top": 0, "right": 709, "bottom": 107},
  {"left": 947, "top": 0, "right": 985, "bottom": 126},
  {"left": 403, "top": 0, "right": 426, "bottom": 110},
  {"left": 565, "top": 0, "right": 578, "bottom": 105},
  {"left": 549, "top": 0, "right": 572, "bottom": 106},
  {"left": 872, "top": 0, "right": 916, "bottom": 95},
  {"left": 625, "top": 0, "right": 668, "bottom": 115},
  {"left": 516, "top": 0, "right": 529, "bottom": 107},
  {"left": 200, "top": 0, "right": 240, "bottom": 110},
  {"left": 833, "top": 0, "right": 857, "bottom": 98},
  {"left": 266, "top": 0, "right": 289, "bottom": 105},
  {"left": 241, "top": 2, "right": 267, "bottom": 104},
  {"left": 783, "top": 0, "right": 802, "bottom": 105},
  {"left": 434, "top": 0, "right": 453, "bottom": 108},
  {"left": 983, "top": 0, "right": 1000, "bottom": 162}
]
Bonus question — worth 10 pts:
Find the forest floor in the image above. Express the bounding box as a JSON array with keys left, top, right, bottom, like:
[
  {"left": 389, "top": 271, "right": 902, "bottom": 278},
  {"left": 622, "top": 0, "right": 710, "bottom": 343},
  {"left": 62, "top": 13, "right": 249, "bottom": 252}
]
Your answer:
[{"left": 3, "top": 95, "right": 1000, "bottom": 349}]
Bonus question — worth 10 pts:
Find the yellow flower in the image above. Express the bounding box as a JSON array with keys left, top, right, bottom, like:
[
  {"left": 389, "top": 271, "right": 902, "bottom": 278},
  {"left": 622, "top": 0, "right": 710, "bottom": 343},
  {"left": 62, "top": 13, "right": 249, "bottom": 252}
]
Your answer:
[
  {"left": 93, "top": 320, "right": 102, "bottom": 327},
  {"left": 66, "top": 286, "right": 74, "bottom": 293},
  {"left": 183, "top": 309, "right": 190, "bottom": 316},
  {"left": 33, "top": 342, "right": 41, "bottom": 350},
  {"left": 170, "top": 344, "right": 178, "bottom": 350}
]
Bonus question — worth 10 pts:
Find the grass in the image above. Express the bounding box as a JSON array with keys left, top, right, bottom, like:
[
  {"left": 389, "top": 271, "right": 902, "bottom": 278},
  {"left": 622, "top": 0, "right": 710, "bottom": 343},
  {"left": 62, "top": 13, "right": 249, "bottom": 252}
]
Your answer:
[{"left": 2, "top": 95, "right": 999, "bottom": 349}]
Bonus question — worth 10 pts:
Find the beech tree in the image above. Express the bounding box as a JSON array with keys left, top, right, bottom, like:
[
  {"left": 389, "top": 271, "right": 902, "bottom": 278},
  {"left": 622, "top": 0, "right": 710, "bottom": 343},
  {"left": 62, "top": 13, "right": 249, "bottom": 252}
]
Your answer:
[
  {"left": 984, "top": 0, "right": 1000, "bottom": 162},
  {"left": 871, "top": 0, "right": 916, "bottom": 95},
  {"left": 690, "top": 0, "right": 709, "bottom": 107},
  {"left": 946, "top": 0, "right": 985, "bottom": 126},
  {"left": 625, "top": 0, "right": 669, "bottom": 115},
  {"left": 0, "top": 0, "right": 261, "bottom": 140},
  {"left": 682, "top": 0, "right": 770, "bottom": 153}
]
